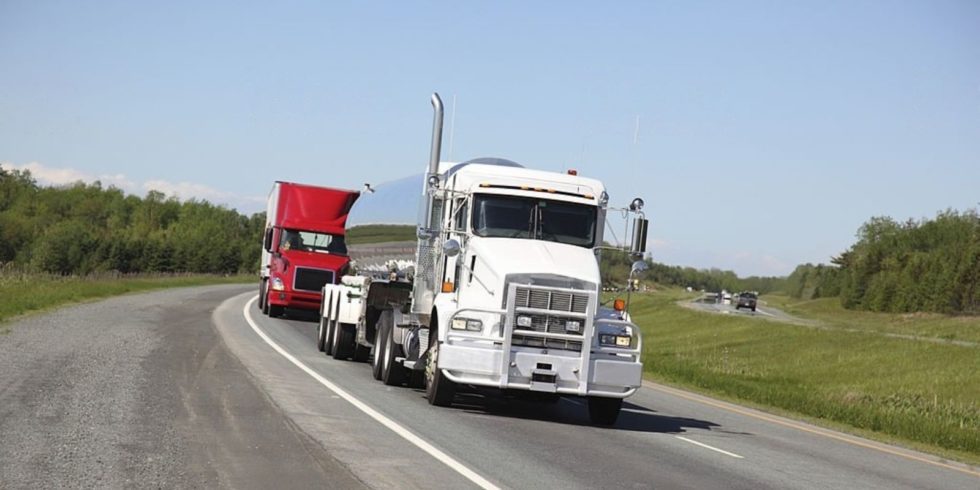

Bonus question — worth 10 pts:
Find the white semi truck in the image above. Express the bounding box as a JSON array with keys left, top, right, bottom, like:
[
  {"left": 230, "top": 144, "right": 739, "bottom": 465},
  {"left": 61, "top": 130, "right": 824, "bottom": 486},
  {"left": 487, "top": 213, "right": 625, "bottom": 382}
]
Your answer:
[{"left": 319, "top": 93, "right": 649, "bottom": 424}]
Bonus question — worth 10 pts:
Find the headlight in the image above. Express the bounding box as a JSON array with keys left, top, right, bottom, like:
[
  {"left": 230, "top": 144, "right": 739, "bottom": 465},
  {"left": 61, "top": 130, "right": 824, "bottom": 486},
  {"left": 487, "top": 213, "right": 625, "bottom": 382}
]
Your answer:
[
  {"left": 271, "top": 277, "right": 285, "bottom": 291},
  {"left": 599, "top": 334, "right": 632, "bottom": 347},
  {"left": 597, "top": 324, "right": 635, "bottom": 348},
  {"left": 451, "top": 317, "right": 483, "bottom": 332},
  {"left": 565, "top": 320, "right": 581, "bottom": 333},
  {"left": 516, "top": 315, "right": 532, "bottom": 328}
]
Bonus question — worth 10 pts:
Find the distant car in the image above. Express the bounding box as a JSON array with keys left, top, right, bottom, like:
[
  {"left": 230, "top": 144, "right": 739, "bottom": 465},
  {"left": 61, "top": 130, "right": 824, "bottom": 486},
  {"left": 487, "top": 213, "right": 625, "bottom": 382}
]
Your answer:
[{"left": 735, "top": 292, "right": 757, "bottom": 312}]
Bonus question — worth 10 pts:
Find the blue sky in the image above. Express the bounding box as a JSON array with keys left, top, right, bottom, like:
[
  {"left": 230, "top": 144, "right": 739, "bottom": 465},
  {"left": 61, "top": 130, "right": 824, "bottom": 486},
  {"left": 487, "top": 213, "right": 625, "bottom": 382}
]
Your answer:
[{"left": 2, "top": 1, "right": 978, "bottom": 276}]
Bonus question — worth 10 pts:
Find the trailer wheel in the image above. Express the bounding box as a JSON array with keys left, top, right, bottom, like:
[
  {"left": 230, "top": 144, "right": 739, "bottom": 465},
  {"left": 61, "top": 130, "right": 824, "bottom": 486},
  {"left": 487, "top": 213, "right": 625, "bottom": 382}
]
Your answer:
[
  {"left": 354, "top": 343, "right": 371, "bottom": 363},
  {"left": 382, "top": 320, "right": 407, "bottom": 386},
  {"left": 258, "top": 280, "right": 266, "bottom": 311},
  {"left": 424, "top": 318, "right": 455, "bottom": 406},
  {"left": 587, "top": 397, "right": 623, "bottom": 426},
  {"left": 316, "top": 308, "right": 328, "bottom": 352},
  {"left": 371, "top": 320, "right": 386, "bottom": 380},
  {"left": 332, "top": 323, "right": 355, "bottom": 360}
]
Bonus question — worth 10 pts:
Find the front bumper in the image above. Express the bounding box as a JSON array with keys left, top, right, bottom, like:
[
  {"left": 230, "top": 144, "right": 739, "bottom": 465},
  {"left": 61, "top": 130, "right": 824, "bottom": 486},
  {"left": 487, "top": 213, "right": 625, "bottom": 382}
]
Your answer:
[
  {"left": 439, "top": 339, "right": 641, "bottom": 398},
  {"left": 267, "top": 289, "right": 322, "bottom": 311}
]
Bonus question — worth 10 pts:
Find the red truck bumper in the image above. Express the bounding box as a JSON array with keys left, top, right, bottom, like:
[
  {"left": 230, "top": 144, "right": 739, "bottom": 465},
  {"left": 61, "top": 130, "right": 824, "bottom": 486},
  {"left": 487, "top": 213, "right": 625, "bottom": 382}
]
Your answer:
[{"left": 267, "top": 290, "right": 322, "bottom": 311}]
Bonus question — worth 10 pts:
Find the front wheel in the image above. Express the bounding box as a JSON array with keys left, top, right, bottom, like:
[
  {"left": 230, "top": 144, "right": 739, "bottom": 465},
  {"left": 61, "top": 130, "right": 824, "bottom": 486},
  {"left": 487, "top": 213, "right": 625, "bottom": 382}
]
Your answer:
[
  {"left": 425, "top": 340, "right": 456, "bottom": 406},
  {"left": 587, "top": 397, "right": 623, "bottom": 426}
]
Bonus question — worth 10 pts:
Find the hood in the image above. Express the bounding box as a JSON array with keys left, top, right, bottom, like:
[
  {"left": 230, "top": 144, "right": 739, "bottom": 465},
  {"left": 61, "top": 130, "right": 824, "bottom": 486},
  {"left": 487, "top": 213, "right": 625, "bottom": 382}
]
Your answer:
[{"left": 466, "top": 237, "right": 600, "bottom": 291}]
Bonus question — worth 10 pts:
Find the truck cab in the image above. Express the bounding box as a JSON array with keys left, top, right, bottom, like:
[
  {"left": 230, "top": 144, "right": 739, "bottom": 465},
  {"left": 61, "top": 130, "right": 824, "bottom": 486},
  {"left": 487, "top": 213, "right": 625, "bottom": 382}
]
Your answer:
[{"left": 259, "top": 181, "right": 359, "bottom": 317}]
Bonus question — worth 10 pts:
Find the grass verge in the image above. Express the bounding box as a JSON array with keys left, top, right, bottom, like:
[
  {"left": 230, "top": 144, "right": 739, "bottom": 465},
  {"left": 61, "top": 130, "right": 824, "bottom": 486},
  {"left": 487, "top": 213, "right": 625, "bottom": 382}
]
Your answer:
[
  {"left": 347, "top": 224, "right": 415, "bottom": 245},
  {"left": 630, "top": 287, "right": 980, "bottom": 464},
  {"left": 0, "top": 272, "right": 252, "bottom": 329}
]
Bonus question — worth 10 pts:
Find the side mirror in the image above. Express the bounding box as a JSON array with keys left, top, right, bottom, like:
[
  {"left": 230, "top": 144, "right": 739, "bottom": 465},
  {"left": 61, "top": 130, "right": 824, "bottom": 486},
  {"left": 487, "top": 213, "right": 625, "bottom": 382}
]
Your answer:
[
  {"left": 263, "top": 228, "right": 274, "bottom": 252},
  {"left": 630, "top": 260, "right": 648, "bottom": 275},
  {"left": 630, "top": 218, "right": 649, "bottom": 257},
  {"left": 443, "top": 239, "right": 461, "bottom": 257}
]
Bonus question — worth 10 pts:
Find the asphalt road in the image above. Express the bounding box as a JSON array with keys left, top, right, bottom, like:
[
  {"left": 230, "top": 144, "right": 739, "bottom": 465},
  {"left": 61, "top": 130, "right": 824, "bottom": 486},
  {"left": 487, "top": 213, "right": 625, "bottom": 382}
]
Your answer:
[
  {"left": 0, "top": 285, "right": 364, "bottom": 489},
  {"left": 2, "top": 286, "right": 977, "bottom": 489},
  {"left": 217, "top": 291, "right": 979, "bottom": 489}
]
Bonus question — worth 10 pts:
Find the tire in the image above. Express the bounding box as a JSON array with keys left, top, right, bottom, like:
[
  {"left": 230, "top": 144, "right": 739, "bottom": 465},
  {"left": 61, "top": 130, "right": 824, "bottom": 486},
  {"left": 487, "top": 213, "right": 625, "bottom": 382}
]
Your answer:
[
  {"left": 751, "top": 306, "right": 757, "bottom": 312},
  {"left": 261, "top": 281, "right": 271, "bottom": 316},
  {"left": 371, "top": 319, "right": 386, "bottom": 380},
  {"left": 408, "top": 370, "right": 425, "bottom": 389},
  {"left": 354, "top": 343, "right": 371, "bottom": 363},
  {"left": 424, "top": 319, "right": 455, "bottom": 406},
  {"left": 258, "top": 280, "right": 266, "bottom": 310},
  {"left": 316, "top": 306, "right": 328, "bottom": 352},
  {"left": 382, "top": 319, "right": 407, "bottom": 386},
  {"left": 332, "top": 323, "right": 356, "bottom": 360},
  {"left": 587, "top": 397, "right": 623, "bottom": 426}
]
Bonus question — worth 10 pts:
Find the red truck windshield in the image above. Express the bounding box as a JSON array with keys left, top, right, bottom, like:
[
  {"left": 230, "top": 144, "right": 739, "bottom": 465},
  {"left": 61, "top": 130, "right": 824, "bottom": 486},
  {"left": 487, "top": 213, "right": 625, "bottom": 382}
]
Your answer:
[
  {"left": 281, "top": 229, "right": 348, "bottom": 255},
  {"left": 471, "top": 194, "right": 597, "bottom": 248}
]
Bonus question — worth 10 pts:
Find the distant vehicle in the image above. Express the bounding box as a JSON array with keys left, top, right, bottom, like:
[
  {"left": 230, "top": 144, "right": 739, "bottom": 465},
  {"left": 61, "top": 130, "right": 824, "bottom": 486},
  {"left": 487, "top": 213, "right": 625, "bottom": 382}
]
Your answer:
[
  {"left": 735, "top": 291, "right": 757, "bottom": 312},
  {"left": 721, "top": 290, "right": 732, "bottom": 305}
]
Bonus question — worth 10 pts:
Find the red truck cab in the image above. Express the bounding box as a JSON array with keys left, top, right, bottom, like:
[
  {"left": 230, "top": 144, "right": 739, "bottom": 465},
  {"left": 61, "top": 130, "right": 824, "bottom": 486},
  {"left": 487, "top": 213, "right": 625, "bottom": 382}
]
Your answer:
[{"left": 259, "top": 181, "right": 359, "bottom": 317}]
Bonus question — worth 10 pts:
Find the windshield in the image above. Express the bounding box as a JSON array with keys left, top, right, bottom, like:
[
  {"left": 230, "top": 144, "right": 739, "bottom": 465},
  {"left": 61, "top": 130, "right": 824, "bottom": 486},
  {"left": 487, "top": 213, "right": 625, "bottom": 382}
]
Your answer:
[
  {"left": 471, "top": 194, "right": 597, "bottom": 247},
  {"left": 280, "top": 229, "right": 347, "bottom": 255}
]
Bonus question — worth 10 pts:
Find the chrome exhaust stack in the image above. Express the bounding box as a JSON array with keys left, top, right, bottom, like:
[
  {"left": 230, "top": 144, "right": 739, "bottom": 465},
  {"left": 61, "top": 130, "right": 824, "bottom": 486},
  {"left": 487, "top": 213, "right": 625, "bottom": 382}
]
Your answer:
[
  {"left": 428, "top": 93, "right": 444, "bottom": 179},
  {"left": 422, "top": 93, "right": 444, "bottom": 232}
]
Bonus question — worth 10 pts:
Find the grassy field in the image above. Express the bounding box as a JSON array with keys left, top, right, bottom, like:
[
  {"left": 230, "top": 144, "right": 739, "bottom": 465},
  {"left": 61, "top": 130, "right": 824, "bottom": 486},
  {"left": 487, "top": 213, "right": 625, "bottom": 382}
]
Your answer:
[
  {"left": 0, "top": 271, "right": 252, "bottom": 328},
  {"left": 347, "top": 224, "right": 416, "bottom": 245},
  {"left": 763, "top": 294, "right": 980, "bottom": 344},
  {"left": 629, "top": 287, "right": 980, "bottom": 463}
]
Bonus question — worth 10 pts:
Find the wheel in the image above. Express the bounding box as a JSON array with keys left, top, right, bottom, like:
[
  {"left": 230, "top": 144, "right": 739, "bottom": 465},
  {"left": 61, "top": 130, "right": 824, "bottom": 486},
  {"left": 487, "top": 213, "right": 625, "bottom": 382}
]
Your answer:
[
  {"left": 261, "top": 281, "right": 271, "bottom": 316},
  {"left": 424, "top": 321, "right": 455, "bottom": 406},
  {"left": 408, "top": 370, "right": 425, "bottom": 389},
  {"left": 371, "top": 319, "right": 386, "bottom": 380},
  {"left": 332, "top": 323, "right": 356, "bottom": 360},
  {"left": 268, "top": 304, "right": 284, "bottom": 318},
  {"left": 322, "top": 293, "right": 334, "bottom": 355},
  {"left": 316, "top": 307, "right": 328, "bottom": 353},
  {"left": 258, "top": 280, "right": 266, "bottom": 310},
  {"left": 354, "top": 343, "right": 371, "bottom": 363},
  {"left": 382, "top": 319, "right": 407, "bottom": 386},
  {"left": 751, "top": 306, "right": 757, "bottom": 312},
  {"left": 587, "top": 397, "right": 623, "bottom": 426}
]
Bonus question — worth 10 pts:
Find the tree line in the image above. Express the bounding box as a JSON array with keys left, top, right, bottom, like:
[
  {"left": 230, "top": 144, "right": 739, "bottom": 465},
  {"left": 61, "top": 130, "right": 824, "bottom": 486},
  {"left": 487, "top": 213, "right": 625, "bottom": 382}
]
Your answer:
[
  {"left": 0, "top": 165, "right": 264, "bottom": 275},
  {"left": 785, "top": 209, "right": 979, "bottom": 314}
]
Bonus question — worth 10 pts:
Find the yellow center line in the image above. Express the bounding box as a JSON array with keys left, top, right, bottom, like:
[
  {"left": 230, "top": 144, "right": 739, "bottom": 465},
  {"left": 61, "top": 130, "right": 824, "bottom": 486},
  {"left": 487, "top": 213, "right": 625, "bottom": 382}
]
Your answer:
[{"left": 642, "top": 381, "right": 980, "bottom": 478}]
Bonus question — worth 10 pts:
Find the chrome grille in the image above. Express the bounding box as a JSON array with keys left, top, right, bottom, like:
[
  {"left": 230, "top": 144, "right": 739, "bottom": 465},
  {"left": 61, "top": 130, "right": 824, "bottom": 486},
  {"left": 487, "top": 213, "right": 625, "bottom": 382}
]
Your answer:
[
  {"left": 514, "top": 287, "right": 589, "bottom": 313},
  {"left": 512, "top": 334, "right": 582, "bottom": 351},
  {"left": 510, "top": 285, "right": 591, "bottom": 351}
]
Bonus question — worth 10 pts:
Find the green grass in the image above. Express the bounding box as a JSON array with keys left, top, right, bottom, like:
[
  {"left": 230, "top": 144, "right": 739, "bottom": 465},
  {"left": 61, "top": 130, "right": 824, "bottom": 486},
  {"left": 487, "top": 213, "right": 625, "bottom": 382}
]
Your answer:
[
  {"left": 762, "top": 294, "right": 980, "bottom": 344},
  {"left": 0, "top": 271, "right": 252, "bottom": 328},
  {"left": 630, "top": 287, "right": 980, "bottom": 464},
  {"left": 347, "top": 224, "right": 416, "bottom": 245}
]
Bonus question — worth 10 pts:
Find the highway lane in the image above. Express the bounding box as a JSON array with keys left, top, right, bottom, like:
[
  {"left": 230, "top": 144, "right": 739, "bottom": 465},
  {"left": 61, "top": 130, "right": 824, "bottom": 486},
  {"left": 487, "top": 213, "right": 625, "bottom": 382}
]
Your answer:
[
  {"left": 0, "top": 285, "right": 365, "bottom": 489},
  {"left": 216, "top": 291, "right": 980, "bottom": 490}
]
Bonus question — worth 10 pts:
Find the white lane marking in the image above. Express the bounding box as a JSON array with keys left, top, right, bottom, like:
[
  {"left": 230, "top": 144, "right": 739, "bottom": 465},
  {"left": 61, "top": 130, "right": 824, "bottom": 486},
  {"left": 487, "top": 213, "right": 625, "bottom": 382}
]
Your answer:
[
  {"left": 753, "top": 308, "right": 775, "bottom": 317},
  {"left": 675, "top": 436, "right": 744, "bottom": 459},
  {"left": 242, "top": 297, "right": 499, "bottom": 490}
]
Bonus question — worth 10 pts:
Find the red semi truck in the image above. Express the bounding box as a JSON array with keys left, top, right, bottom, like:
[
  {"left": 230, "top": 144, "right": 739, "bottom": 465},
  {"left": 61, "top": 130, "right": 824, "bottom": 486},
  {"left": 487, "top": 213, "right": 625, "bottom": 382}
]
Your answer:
[{"left": 259, "top": 181, "right": 360, "bottom": 317}]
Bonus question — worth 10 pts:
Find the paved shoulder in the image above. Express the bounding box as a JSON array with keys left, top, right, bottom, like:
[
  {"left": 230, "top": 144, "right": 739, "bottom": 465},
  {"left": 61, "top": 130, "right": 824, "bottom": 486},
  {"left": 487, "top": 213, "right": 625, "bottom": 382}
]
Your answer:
[{"left": 0, "top": 284, "right": 364, "bottom": 489}]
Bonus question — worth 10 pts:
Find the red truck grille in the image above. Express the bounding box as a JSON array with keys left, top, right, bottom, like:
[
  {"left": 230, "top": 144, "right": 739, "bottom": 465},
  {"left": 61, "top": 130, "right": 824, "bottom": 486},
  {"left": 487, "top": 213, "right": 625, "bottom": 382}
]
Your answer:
[{"left": 293, "top": 267, "right": 334, "bottom": 292}]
